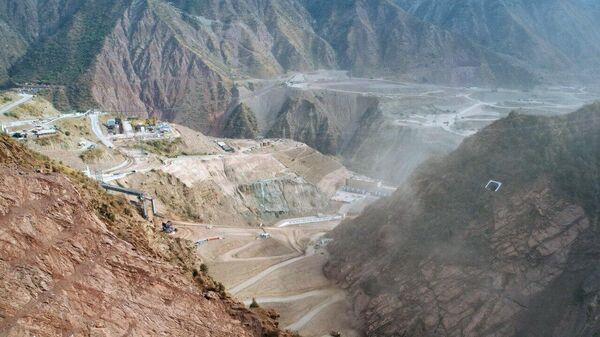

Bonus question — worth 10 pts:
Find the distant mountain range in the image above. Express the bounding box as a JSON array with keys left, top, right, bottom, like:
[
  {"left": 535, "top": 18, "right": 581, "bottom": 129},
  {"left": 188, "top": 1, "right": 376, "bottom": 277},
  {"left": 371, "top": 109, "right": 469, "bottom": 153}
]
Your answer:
[
  {"left": 393, "top": 0, "right": 600, "bottom": 83},
  {"left": 0, "top": 0, "right": 598, "bottom": 129}
]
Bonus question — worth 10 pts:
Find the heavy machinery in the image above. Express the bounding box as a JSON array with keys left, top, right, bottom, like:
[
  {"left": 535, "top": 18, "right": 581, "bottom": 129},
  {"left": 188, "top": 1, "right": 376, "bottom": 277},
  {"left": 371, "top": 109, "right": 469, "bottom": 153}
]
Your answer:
[
  {"left": 194, "top": 236, "right": 224, "bottom": 246},
  {"left": 257, "top": 227, "right": 271, "bottom": 239},
  {"left": 162, "top": 221, "right": 175, "bottom": 233}
]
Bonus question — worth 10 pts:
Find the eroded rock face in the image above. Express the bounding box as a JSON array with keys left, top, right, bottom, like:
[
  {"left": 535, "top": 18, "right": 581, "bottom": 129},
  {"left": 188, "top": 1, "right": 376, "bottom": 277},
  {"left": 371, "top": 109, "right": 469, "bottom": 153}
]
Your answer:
[
  {"left": 239, "top": 176, "right": 329, "bottom": 219},
  {"left": 326, "top": 106, "right": 600, "bottom": 337},
  {"left": 0, "top": 136, "right": 288, "bottom": 336},
  {"left": 91, "top": 0, "right": 231, "bottom": 134}
]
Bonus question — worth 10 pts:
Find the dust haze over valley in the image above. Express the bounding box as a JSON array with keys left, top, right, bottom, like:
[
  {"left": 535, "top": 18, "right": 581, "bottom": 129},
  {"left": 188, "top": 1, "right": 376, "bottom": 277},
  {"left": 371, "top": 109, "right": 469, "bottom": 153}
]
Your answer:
[{"left": 1, "top": 1, "right": 600, "bottom": 337}]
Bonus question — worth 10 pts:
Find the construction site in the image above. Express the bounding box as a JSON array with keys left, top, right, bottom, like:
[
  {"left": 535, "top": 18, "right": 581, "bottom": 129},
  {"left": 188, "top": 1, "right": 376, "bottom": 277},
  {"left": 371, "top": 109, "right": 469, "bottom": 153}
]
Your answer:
[
  {"left": 0, "top": 89, "right": 381, "bottom": 336},
  {"left": 3, "top": 74, "right": 590, "bottom": 336}
]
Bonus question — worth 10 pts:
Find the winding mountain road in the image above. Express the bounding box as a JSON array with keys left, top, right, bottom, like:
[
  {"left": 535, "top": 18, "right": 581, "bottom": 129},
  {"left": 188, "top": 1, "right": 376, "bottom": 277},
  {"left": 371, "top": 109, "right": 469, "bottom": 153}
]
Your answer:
[
  {"left": 229, "top": 253, "right": 312, "bottom": 295},
  {"left": 89, "top": 113, "right": 114, "bottom": 148},
  {"left": 229, "top": 232, "right": 324, "bottom": 295},
  {"left": 286, "top": 292, "right": 345, "bottom": 332},
  {"left": 0, "top": 94, "right": 32, "bottom": 115}
]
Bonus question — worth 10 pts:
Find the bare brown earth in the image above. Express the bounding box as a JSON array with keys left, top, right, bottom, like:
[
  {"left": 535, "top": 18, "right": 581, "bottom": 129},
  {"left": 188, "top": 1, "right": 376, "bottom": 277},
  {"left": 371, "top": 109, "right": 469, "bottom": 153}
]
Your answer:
[
  {"left": 174, "top": 222, "right": 363, "bottom": 337},
  {"left": 0, "top": 135, "right": 292, "bottom": 337}
]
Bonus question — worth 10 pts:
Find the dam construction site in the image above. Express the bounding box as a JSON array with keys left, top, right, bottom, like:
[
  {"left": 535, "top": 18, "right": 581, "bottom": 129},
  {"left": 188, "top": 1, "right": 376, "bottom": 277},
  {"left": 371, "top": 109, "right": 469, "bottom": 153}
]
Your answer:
[{"left": 1, "top": 68, "right": 598, "bottom": 337}]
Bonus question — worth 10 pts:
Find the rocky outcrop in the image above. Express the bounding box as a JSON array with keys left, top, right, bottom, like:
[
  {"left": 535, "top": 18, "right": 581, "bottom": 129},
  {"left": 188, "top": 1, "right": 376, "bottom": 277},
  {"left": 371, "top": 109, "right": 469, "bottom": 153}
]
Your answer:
[
  {"left": 267, "top": 97, "right": 340, "bottom": 155},
  {"left": 123, "top": 146, "right": 337, "bottom": 226},
  {"left": 325, "top": 104, "right": 600, "bottom": 336},
  {"left": 90, "top": 0, "right": 231, "bottom": 133},
  {"left": 238, "top": 177, "right": 330, "bottom": 220},
  {"left": 6, "top": 0, "right": 589, "bottom": 116},
  {"left": 3, "top": 0, "right": 599, "bottom": 135},
  {"left": 0, "top": 134, "right": 290, "bottom": 336},
  {"left": 223, "top": 103, "right": 260, "bottom": 139},
  {"left": 0, "top": 0, "right": 85, "bottom": 85},
  {"left": 242, "top": 87, "right": 380, "bottom": 155}
]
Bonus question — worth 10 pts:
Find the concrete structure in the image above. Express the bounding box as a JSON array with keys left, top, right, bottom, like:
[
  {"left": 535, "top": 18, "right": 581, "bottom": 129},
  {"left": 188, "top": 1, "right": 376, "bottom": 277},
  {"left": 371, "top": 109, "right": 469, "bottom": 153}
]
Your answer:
[
  {"left": 100, "top": 183, "right": 155, "bottom": 219},
  {"left": 122, "top": 121, "right": 134, "bottom": 136},
  {"left": 344, "top": 177, "right": 396, "bottom": 197},
  {"left": 485, "top": 180, "right": 503, "bottom": 192},
  {"left": 32, "top": 127, "right": 57, "bottom": 138},
  {"left": 217, "top": 141, "right": 234, "bottom": 152}
]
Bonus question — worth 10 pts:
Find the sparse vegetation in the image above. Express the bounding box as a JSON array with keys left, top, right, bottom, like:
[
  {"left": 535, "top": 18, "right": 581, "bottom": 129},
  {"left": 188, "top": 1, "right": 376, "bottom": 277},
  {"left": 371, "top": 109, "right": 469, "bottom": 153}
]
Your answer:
[
  {"left": 9, "top": 0, "right": 131, "bottom": 109},
  {"left": 4, "top": 111, "right": 17, "bottom": 118},
  {"left": 79, "top": 147, "right": 104, "bottom": 163},
  {"left": 250, "top": 298, "right": 260, "bottom": 308},
  {"left": 223, "top": 103, "right": 260, "bottom": 139},
  {"left": 31, "top": 134, "right": 63, "bottom": 147},
  {"left": 138, "top": 139, "right": 184, "bottom": 157}
]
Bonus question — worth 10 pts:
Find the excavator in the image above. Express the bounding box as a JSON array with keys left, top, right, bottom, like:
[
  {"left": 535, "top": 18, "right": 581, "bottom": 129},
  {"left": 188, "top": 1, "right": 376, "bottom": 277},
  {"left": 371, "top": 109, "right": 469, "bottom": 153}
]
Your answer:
[{"left": 162, "top": 220, "right": 176, "bottom": 234}]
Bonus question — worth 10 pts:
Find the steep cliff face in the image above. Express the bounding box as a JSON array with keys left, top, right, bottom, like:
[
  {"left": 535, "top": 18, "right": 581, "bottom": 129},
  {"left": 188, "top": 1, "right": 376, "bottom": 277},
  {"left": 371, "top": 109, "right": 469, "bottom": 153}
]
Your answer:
[
  {"left": 8, "top": 0, "right": 132, "bottom": 107},
  {"left": 3, "top": 0, "right": 599, "bottom": 134},
  {"left": 326, "top": 104, "right": 600, "bottom": 336},
  {"left": 267, "top": 98, "right": 340, "bottom": 155},
  {"left": 90, "top": 0, "right": 340, "bottom": 133},
  {"left": 242, "top": 87, "right": 380, "bottom": 154},
  {"left": 238, "top": 177, "right": 330, "bottom": 219},
  {"left": 168, "top": 0, "right": 339, "bottom": 72},
  {"left": 91, "top": 0, "right": 231, "bottom": 133},
  {"left": 0, "top": 0, "right": 83, "bottom": 84},
  {"left": 0, "top": 135, "right": 290, "bottom": 336}
]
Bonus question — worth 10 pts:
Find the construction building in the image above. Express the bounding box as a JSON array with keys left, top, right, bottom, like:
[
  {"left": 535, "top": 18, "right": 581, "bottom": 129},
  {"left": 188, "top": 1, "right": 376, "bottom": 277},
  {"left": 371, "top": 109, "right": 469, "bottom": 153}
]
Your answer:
[
  {"left": 32, "top": 127, "right": 58, "bottom": 138},
  {"left": 344, "top": 177, "right": 396, "bottom": 197},
  {"left": 217, "top": 141, "right": 234, "bottom": 152}
]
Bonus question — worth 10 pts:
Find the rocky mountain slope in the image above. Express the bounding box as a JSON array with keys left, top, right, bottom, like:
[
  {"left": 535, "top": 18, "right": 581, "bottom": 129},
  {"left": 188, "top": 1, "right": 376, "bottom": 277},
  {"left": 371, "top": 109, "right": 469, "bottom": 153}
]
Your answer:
[
  {"left": 325, "top": 103, "right": 600, "bottom": 336},
  {"left": 393, "top": 0, "right": 600, "bottom": 83},
  {"left": 3, "top": 0, "right": 585, "bottom": 122},
  {"left": 237, "top": 85, "right": 462, "bottom": 184},
  {"left": 303, "top": 0, "right": 534, "bottom": 87},
  {"left": 0, "top": 134, "right": 291, "bottom": 336}
]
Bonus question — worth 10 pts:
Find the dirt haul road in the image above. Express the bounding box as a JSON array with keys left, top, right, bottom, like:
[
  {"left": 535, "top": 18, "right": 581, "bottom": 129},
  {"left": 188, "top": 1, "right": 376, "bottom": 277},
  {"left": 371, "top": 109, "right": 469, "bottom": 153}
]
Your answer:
[{"left": 173, "top": 221, "right": 362, "bottom": 337}]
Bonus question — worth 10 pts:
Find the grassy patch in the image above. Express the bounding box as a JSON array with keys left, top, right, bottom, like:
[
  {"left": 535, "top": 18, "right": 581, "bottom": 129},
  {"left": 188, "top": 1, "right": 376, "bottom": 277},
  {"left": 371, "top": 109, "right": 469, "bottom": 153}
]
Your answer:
[
  {"left": 138, "top": 139, "right": 184, "bottom": 158},
  {"left": 32, "top": 135, "right": 62, "bottom": 147},
  {"left": 6, "top": 97, "right": 61, "bottom": 119},
  {"left": 79, "top": 147, "right": 105, "bottom": 163}
]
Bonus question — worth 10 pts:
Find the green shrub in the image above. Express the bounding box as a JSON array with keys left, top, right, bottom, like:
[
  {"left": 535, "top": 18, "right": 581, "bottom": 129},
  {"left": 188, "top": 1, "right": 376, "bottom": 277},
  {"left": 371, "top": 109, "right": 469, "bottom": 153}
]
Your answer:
[{"left": 79, "top": 148, "right": 104, "bottom": 163}]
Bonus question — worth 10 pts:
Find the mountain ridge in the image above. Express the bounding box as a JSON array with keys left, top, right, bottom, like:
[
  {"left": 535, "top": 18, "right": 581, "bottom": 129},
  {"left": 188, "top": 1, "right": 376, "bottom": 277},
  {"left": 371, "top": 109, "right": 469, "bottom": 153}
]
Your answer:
[
  {"left": 0, "top": 0, "right": 566, "bottom": 118},
  {"left": 325, "top": 102, "right": 600, "bottom": 336}
]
